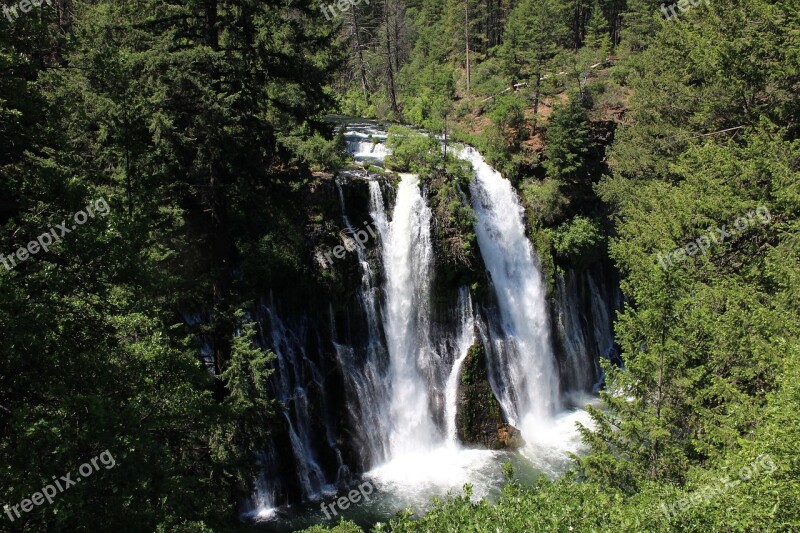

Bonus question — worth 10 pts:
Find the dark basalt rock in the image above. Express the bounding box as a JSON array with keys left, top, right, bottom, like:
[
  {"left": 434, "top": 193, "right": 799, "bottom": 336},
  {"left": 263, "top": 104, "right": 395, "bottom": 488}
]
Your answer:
[{"left": 456, "top": 342, "right": 523, "bottom": 450}]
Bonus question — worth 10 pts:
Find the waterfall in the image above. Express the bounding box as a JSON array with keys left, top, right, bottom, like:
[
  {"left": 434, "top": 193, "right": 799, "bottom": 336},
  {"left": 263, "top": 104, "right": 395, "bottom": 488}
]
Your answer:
[
  {"left": 379, "top": 173, "right": 440, "bottom": 456},
  {"left": 238, "top": 119, "right": 624, "bottom": 524},
  {"left": 365, "top": 171, "right": 497, "bottom": 506},
  {"left": 239, "top": 119, "right": 620, "bottom": 522},
  {"left": 555, "top": 269, "right": 594, "bottom": 394},
  {"left": 258, "top": 301, "right": 336, "bottom": 501},
  {"left": 344, "top": 126, "right": 390, "bottom": 166},
  {"left": 444, "top": 287, "right": 476, "bottom": 445},
  {"left": 555, "top": 266, "right": 619, "bottom": 398},
  {"left": 332, "top": 182, "right": 391, "bottom": 465},
  {"left": 459, "top": 146, "right": 560, "bottom": 438}
]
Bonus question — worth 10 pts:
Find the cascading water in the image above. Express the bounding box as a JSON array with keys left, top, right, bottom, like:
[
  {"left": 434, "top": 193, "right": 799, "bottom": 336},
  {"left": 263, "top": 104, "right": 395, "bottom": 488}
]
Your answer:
[
  {"left": 332, "top": 181, "right": 391, "bottom": 465},
  {"left": 343, "top": 122, "right": 390, "bottom": 166},
  {"left": 556, "top": 269, "right": 596, "bottom": 395},
  {"left": 252, "top": 300, "right": 341, "bottom": 508},
  {"left": 555, "top": 266, "right": 619, "bottom": 398},
  {"left": 459, "top": 147, "right": 560, "bottom": 438},
  {"left": 444, "top": 287, "right": 476, "bottom": 445},
  {"left": 246, "top": 119, "right": 620, "bottom": 527},
  {"left": 379, "top": 173, "right": 441, "bottom": 456}
]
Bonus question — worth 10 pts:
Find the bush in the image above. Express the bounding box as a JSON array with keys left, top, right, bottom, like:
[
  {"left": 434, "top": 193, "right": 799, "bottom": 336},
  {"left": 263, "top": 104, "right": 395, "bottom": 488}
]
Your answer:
[
  {"left": 470, "top": 58, "right": 507, "bottom": 96},
  {"left": 546, "top": 215, "right": 605, "bottom": 266},
  {"left": 521, "top": 178, "right": 567, "bottom": 226},
  {"left": 278, "top": 130, "right": 348, "bottom": 172},
  {"left": 385, "top": 126, "right": 442, "bottom": 173}
]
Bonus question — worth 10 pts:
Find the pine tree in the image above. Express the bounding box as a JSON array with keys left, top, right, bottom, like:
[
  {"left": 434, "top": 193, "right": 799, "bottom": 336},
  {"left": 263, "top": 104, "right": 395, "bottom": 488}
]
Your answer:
[
  {"left": 498, "top": 0, "right": 570, "bottom": 118},
  {"left": 544, "top": 93, "right": 593, "bottom": 183},
  {"left": 585, "top": 0, "right": 613, "bottom": 56}
]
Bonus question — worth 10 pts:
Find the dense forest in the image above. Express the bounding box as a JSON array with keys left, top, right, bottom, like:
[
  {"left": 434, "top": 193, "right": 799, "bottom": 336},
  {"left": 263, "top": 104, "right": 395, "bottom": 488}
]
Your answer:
[{"left": 1, "top": 0, "right": 798, "bottom": 531}]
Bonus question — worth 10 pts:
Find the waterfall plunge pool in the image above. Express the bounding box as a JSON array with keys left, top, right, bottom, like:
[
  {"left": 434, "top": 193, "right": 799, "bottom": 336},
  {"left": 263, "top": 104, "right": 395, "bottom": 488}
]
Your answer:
[{"left": 252, "top": 405, "right": 595, "bottom": 532}]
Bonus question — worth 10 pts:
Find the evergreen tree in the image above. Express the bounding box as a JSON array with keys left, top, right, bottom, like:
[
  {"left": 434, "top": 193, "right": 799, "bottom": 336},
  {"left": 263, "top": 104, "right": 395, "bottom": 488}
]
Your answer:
[
  {"left": 544, "top": 93, "right": 593, "bottom": 182},
  {"left": 498, "top": 0, "right": 570, "bottom": 118},
  {"left": 585, "top": 0, "right": 612, "bottom": 56}
]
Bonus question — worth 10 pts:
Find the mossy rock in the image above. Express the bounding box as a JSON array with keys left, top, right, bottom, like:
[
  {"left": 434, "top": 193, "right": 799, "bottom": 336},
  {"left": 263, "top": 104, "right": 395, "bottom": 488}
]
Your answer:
[{"left": 456, "top": 342, "right": 524, "bottom": 450}]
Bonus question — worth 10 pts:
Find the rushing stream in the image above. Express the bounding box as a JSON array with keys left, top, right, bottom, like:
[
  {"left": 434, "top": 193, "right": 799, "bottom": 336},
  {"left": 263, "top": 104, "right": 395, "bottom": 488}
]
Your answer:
[{"left": 247, "top": 118, "right": 619, "bottom": 531}]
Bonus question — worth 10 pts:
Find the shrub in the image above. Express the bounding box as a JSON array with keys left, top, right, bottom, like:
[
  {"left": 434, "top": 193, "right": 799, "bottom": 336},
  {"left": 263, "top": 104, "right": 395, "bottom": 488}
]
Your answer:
[
  {"left": 521, "top": 178, "right": 567, "bottom": 226},
  {"left": 546, "top": 215, "right": 605, "bottom": 266},
  {"left": 385, "top": 126, "right": 442, "bottom": 173}
]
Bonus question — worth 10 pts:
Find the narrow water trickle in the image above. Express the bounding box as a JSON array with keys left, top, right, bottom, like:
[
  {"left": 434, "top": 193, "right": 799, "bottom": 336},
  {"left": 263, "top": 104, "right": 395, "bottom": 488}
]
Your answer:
[{"left": 444, "top": 287, "right": 476, "bottom": 445}]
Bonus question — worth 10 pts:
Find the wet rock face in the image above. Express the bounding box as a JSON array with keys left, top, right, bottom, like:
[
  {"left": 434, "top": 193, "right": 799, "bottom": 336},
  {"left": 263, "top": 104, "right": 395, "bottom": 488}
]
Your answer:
[{"left": 456, "top": 342, "right": 523, "bottom": 450}]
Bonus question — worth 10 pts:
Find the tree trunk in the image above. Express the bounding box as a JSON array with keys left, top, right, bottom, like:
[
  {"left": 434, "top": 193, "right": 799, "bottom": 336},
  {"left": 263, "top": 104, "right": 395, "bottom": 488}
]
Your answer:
[
  {"left": 351, "top": 8, "right": 370, "bottom": 106},
  {"left": 204, "top": 0, "right": 233, "bottom": 398},
  {"left": 465, "top": 0, "right": 471, "bottom": 92},
  {"left": 54, "top": 0, "right": 72, "bottom": 32},
  {"left": 384, "top": 0, "right": 400, "bottom": 117},
  {"left": 392, "top": 3, "right": 401, "bottom": 74},
  {"left": 532, "top": 62, "right": 542, "bottom": 133}
]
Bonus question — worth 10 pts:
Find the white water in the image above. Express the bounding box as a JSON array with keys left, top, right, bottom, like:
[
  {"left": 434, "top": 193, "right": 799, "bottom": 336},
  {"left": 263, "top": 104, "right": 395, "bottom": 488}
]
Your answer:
[
  {"left": 246, "top": 121, "right": 615, "bottom": 524},
  {"left": 555, "top": 268, "right": 616, "bottom": 396},
  {"left": 333, "top": 182, "right": 391, "bottom": 464},
  {"left": 361, "top": 171, "right": 499, "bottom": 505},
  {"left": 345, "top": 128, "right": 390, "bottom": 166},
  {"left": 556, "top": 269, "right": 594, "bottom": 394},
  {"left": 444, "top": 287, "right": 476, "bottom": 444},
  {"left": 460, "top": 146, "right": 560, "bottom": 442},
  {"left": 380, "top": 173, "right": 440, "bottom": 455}
]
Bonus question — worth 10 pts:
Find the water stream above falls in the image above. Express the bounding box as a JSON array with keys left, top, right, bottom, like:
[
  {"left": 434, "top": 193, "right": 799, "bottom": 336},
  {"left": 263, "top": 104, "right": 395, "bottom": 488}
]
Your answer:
[{"left": 250, "top": 118, "right": 616, "bottom": 531}]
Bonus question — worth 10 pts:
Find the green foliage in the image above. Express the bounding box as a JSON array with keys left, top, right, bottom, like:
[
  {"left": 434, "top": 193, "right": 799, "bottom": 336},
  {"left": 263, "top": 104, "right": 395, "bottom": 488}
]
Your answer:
[
  {"left": 488, "top": 95, "right": 528, "bottom": 166},
  {"left": 428, "top": 164, "right": 479, "bottom": 271},
  {"left": 313, "top": 0, "right": 800, "bottom": 530},
  {"left": 489, "top": 94, "right": 526, "bottom": 134},
  {"left": 303, "top": 520, "right": 364, "bottom": 532},
  {"left": 498, "top": 0, "right": 570, "bottom": 83},
  {"left": 544, "top": 93, "right": 593, "bottom": 182},
  {"left": 584, "top": 94, "right": 799, "bottom": 521},
  {"left": 279, "top": 128, "right": 349, "bottom": 172},
  {"left": 521, "top": 178, "right": 567, "bottom": 226},
  {"left": 547, "top": 215, "right": 605, "bottom": 265},
  {"left": 0, "top": 0, "right": 337, "bottom": 529},
  {"left": 385, "top": 126, "right": 442, "bottom": 172},
  {"left": 609, "top": 0, "right": 800, "bottom": 179},
  {"left": 397, "top": 11, "right": 456, "bottom": 131},
  {"left": 4, "top": 0, "right": 800, "bottom": 529},
  {"left": 619, "top": 0, "right": 663, "bottom": 53},
  {"left": 469, "top": 58, "right": 508, "bottom": 97},
  {"left": 455, "top": 343, "right": 506, "bottom": 448},
  {"left": 339, "top": 88, "right": 378, "bottom": 119},
  {"left": 585, "top": 0, "right": 613, "bottom": 56},
  {"left": 211, "top": 313, "right": 276, "bottom": 484}
]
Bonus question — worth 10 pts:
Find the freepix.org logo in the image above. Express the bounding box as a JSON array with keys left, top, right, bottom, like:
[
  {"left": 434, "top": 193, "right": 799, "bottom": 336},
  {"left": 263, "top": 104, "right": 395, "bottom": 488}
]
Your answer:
[
  {"left": 3, "top": 450, "right": 117, "bottom": 523},
  {"left": 1, "top": 197, "right": 111, "bottom": 272},
  {"left": 320, "top": 0, "right": 370, "bottom": 21},
  {"left": 3, "top": 0, "right": 54, "bottom": 23}
]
